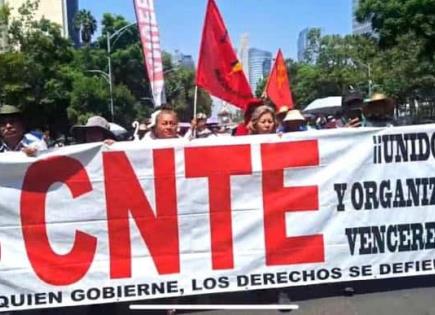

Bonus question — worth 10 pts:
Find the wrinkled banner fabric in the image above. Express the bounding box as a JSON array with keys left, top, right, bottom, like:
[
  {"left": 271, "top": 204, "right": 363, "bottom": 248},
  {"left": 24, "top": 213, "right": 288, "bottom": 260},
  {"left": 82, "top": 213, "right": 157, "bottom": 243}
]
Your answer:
[{"left": 1, "top": 125, "right": 435, "bottom": 311}]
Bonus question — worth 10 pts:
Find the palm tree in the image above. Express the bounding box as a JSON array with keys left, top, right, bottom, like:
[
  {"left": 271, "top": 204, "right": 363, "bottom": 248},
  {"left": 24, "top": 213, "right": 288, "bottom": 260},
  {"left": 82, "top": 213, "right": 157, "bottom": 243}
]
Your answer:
[{"left": 74, "top": 10, "right": 97, "bottom": 46}]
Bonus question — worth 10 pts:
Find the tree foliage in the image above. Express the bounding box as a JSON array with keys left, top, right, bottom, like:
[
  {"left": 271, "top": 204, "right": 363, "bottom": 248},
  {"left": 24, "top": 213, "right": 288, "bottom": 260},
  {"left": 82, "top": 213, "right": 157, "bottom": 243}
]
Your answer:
[
  {"left": 291, "top": 33, "right": 379, "bottom": 107},
  {"left": 0, "top": 2, "right": 212, "bottom": 136},
  {"left": 162, "top": 51, "right": 212, "bottom": 121},
  {"left": 2, "top": 1, "right": 74, "bottom": 133},
  {"left": 255, "top": 77, "right": 267, "bottom": 98},
  {"left": 74, "top": 9, "right": 97, "bottom": 46},
  {"left": 357, "top": 0, "right": 435, "bottom": 60},
  {"left": 1, "top": 0, "right": 433, "bottom": 135},
  {"left": 286, "top": 25, "right": 435, "bottom": 121}
]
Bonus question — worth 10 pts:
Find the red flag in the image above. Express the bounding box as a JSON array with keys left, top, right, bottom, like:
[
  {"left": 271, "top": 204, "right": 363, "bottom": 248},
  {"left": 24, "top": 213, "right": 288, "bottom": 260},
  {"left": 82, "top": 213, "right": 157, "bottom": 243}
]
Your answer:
[
  {"left": 264, "top": 49, "right": 294, "bottom": 111},
  {"left": 196, "top": 0, "right": 254, "bottom": 110}
]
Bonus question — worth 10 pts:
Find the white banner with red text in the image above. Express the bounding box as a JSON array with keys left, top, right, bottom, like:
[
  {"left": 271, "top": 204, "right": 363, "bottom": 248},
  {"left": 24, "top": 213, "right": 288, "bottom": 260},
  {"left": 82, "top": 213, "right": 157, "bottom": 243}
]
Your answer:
[{"left": 1, "top": 125, "right": 435, "bottom": 311}]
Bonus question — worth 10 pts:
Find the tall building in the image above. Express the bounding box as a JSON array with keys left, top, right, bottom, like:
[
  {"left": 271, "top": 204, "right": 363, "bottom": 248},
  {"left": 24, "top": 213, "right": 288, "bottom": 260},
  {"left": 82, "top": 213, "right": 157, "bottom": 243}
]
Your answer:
[
  {"left": 248, "top": 48, "right": 272, "bottom": 93},
  {"left": 3, "top": 0, "right": 79, "bottom": 47},
  {"left": 352, "top": 0, "right": 373, "bottom": 35},
  {"left": 297, "top": 27, "right": 320, "bottom": 63},
  {"left": 237, "top": 33, "right": 250, "bottom": 79},
  {"left": 297, "top": 28, "right": 310, "bottom": 62},
  {"left": 173, "top": 50, "right": 195, "bottom": 70}
]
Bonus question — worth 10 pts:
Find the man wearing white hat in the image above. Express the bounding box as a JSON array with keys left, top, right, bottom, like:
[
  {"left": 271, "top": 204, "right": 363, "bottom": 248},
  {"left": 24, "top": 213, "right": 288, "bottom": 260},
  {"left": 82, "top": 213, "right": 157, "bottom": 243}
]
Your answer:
[{"left": 282, "top": 109, "right": 307, "bottom": 132}]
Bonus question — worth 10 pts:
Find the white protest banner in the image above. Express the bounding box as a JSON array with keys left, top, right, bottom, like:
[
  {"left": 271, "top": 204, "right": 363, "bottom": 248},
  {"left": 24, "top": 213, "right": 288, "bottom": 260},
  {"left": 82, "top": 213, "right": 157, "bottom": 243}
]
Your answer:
[{"left": 1, "top": 125, "right": 435, "bottom": 311}]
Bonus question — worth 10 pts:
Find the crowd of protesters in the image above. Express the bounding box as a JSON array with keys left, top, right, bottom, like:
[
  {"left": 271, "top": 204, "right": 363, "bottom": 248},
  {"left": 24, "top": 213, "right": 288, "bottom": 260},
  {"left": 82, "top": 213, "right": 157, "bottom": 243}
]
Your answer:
[
  {"left": 0, "top": 89, "right": 401, "bottom": 157},
  {"left": 0, "top": 90, "right": 412, "bottom": 315}
]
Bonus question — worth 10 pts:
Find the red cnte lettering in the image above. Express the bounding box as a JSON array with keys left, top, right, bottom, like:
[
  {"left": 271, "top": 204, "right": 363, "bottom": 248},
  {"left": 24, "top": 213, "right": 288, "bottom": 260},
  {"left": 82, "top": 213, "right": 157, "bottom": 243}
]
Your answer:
[
  {"left": 185, "top": 145, "right": 252, "bottom": 270},
  {"left": 103, "top": 149, "right": 179, "bottom": 278},
  {"left": 261, "top": 141, "right": 324, "bottom": 265},
  {"left": 20, "top": 156, "right": 97, "bottom": 285}
]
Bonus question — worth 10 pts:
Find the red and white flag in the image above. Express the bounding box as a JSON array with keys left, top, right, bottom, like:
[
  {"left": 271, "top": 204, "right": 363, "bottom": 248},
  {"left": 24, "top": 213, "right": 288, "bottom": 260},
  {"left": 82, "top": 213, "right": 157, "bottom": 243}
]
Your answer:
[{"left": 133, "top": 0, "right": 165, "bottom": 107}]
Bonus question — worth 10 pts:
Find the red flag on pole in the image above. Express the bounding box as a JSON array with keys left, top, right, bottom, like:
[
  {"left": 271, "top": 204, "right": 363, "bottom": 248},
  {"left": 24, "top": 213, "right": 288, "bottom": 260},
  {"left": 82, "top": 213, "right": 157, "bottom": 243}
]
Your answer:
[
  {"left": 264, "top": 49, "right": 294, "bottom": 111},
  {"left": 196, "top": 0, "right": 254, "bottom": 110}
]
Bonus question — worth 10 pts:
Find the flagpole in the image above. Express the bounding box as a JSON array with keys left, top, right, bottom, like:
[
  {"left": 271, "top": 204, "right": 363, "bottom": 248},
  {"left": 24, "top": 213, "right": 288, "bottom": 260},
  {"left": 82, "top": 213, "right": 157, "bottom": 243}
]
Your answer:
[{"left": 193, "top": 85, "right": 199, "bottom": 138}]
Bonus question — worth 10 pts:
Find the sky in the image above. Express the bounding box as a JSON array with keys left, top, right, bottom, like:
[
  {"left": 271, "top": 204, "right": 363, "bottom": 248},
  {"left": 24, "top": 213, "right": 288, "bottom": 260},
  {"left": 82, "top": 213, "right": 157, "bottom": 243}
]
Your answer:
[{"left": 81, "top": 0, "right": 352, "bottom": 62}]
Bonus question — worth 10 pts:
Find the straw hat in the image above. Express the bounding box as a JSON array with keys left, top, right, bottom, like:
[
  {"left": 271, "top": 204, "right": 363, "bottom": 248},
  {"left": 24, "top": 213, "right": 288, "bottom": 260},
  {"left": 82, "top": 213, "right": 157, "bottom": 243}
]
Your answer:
[
  {"left": 283, "top": 109, "right": 305, "bottom": 122},
  {"left": 363, "top": 93, "right": 395, "bottom": 116},
  {"left": 70, "top": 116, "right": 116, "bottom": 142},
  {"left": 0, "top": 104, "right": 21, "bottom": 115}
]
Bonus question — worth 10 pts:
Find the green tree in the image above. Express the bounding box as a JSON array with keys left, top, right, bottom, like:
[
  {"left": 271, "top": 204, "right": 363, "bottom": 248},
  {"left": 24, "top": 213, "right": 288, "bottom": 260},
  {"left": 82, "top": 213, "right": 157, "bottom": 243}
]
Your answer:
[
  {"left": 92, "top": 14, "right": 211, "bottom": 122},
  {"left": 375, "top": 33, "right": 435, "bottom": 118},
  {"left": 97, "top": 14, "right": 151, "bottom": 110},
  {"left": 0, "top": 2, "right": 10, "bottom": 27},
  {"left": 0, "top": 5, "right": 211, "bottom": 132},
  {"left": 4, "top": 1, "right": 74, "bottom": 133},
  {"left": 291, "top": 26, "right": 435, "bottom": 120},
  {"left": 357, "top": 0, "right": 435, "bottom": 60},
  {"left": 98, "top": 13, "right": 138, "bottom": 50},
  {"left": 303, "top": 28, "right": 321, "bottom": 64},
  {"left": 74, "top": 9, "right": 97, "bottom": 46},
  {"left": 68, "top": 72, "right": 109, "bottom": 124},
  {"left": 112, "top": 84, "right": 137, "bottom": 126},
  {"left": 291, "top": 33, "right": 380, "bottom": 107},
  {"left": 291, "top": 63, "right": 322, "bottom": 107},
  {"left": 162, "top": 52, "right": 212, "bottom": 121},
  {"left": 255, "top": 77, "right": 267, "bottom": 98}
]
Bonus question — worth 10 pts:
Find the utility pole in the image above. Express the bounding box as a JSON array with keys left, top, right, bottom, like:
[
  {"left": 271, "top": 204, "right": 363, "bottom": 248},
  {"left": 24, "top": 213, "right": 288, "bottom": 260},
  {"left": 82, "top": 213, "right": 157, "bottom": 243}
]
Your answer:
[
  {"left": 105, "top": 22, "right": 137, "bottom": 122},
  {"left": 107, "top": 32, "right": 114, "bottom": 122},
  {"left": 353, "top": 59, "right": 373, "bottom": 97}
]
